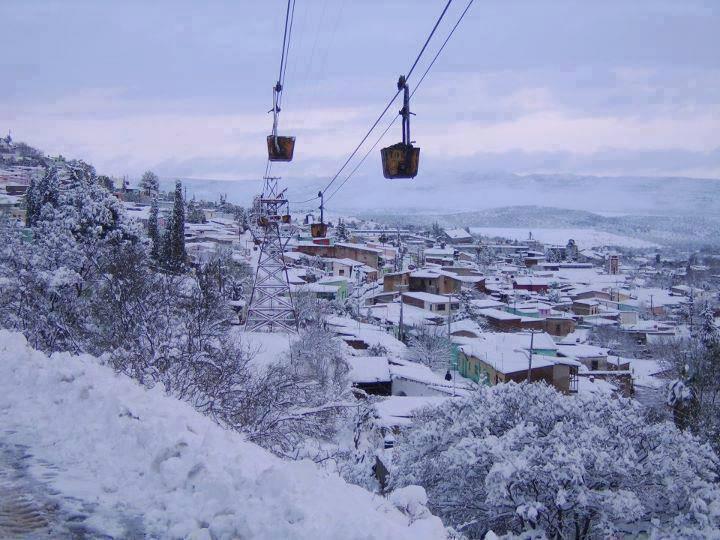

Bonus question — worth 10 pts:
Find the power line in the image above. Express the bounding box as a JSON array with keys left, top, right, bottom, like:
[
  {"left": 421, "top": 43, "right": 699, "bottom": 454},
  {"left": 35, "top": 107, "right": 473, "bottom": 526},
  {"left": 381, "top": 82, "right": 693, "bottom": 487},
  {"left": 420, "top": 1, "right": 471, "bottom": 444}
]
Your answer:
[
  {"left": 318, "top": 0, "right": 456, "bottom": 199},
  {"left": 278, "top": 0, "right": 296, "bottom": 109},
  {"left": 406, "top": 0, "right": 453, "bottom": 81},
  {"left": 278, "top": 0, "right": 294, "bottom": 87},
  {"left": 324, "top": 0, "right": 474, "bottom": 204}
]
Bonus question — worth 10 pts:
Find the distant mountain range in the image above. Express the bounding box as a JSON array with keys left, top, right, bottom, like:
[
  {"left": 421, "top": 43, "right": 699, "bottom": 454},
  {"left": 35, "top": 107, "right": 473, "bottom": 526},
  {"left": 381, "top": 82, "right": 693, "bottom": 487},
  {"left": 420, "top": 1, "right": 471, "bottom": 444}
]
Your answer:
[
  {"left": 357, "top": 205, "right": 720, "bottom": 249},
  {"left": 174, "top": 171, "right": 720, "bottom": 218},
  {"left": 171, "top": 172, "right": 720, "bottom": 247}
]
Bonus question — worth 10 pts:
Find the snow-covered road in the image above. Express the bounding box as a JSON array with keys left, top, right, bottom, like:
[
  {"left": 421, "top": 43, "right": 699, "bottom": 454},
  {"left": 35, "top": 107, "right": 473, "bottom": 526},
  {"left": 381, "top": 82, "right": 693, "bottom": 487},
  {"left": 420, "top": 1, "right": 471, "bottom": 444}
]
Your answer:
[{"left": 0, "top": 439, "right": 145, "bottom": 539}]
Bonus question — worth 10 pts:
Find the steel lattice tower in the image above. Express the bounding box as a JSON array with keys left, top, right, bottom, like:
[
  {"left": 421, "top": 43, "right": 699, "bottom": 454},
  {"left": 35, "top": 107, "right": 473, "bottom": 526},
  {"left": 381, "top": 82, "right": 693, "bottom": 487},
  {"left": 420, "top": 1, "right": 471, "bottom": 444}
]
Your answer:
[{"left": 245, "top": 177, "right": 298, "bottom": 333}]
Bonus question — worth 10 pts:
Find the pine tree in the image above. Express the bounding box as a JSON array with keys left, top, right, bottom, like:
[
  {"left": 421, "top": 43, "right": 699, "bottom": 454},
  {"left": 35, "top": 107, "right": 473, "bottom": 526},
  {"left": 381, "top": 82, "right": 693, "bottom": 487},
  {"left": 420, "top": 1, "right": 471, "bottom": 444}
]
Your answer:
[
  {"left": 25, "top": 176, "right": 38, "bottom": 227},
  {"left": 140, "top": 170, "right": 160, "bottom": 195},
  {"left": 336, "top": 219, "right": 348, "bottom": 241},
  {"left": 168, "top": 180, "right": 186, "bottom": 270},
  {"left": 148, "top": 194, "right": 160, "bottom": 260}
]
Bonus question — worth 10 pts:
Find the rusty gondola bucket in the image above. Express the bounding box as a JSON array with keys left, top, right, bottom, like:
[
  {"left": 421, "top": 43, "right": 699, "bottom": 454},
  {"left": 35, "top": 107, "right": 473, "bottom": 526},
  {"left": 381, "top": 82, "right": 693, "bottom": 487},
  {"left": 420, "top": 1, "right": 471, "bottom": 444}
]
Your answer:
[
  {"left": 380, "top": 143, "right": 420, "bottom": 179},
  {"left": 267, "top": 135, "right": 296, "bottom": 162},
  {"left": 310, "top": 223, "right": 328, "bottom": 238}
]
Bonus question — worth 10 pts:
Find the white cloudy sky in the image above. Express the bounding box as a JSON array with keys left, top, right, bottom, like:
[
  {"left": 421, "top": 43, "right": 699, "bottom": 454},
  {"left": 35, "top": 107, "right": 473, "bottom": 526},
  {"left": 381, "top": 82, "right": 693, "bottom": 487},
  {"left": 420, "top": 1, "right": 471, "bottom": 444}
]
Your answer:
[{"left": 2, "top": 0, "right": 719, "bottom": 189}]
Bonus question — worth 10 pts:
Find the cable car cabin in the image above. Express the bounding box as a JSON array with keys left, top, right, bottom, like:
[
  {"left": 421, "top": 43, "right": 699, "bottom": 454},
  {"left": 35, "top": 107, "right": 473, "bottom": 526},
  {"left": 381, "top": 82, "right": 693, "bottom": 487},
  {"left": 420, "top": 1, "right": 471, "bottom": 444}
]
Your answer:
[
  {"left": 310, "top": 223, "right": 328, "bottom": 238},
  {"left": 381, "top": 143, "right": 419, "bottom": 179},
  {"left": 267, "top": 135, "right": 295, "bottom": 162}
]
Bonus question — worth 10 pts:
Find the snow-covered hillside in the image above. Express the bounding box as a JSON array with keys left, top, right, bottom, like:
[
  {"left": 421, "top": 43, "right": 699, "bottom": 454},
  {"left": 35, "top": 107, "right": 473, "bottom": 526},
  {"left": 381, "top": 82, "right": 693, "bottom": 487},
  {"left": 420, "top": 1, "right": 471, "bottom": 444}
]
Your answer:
[
  {"left": 0, "top": 331, "right": 445, "bottom": 539},
  {"left": 469, "top": 227, "right": 659, "bottom": 248}
]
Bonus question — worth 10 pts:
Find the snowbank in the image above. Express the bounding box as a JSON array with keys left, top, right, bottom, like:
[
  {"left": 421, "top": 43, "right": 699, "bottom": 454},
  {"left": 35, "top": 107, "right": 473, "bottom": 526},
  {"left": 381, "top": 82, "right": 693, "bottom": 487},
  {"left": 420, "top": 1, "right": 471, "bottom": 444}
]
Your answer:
[{"left": 0, "top": 330, "right": 445, "bottom": 539}]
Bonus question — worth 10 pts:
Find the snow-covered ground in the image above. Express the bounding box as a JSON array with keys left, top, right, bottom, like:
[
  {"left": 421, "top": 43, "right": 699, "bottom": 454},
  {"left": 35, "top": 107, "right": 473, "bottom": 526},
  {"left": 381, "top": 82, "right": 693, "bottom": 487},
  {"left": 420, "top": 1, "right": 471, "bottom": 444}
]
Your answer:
[
  {"left": 470, "top": 227, "right": 660, "bottom": 248},
  {"left": 0, "top": 330, "right": 445, "bottom": 539}
]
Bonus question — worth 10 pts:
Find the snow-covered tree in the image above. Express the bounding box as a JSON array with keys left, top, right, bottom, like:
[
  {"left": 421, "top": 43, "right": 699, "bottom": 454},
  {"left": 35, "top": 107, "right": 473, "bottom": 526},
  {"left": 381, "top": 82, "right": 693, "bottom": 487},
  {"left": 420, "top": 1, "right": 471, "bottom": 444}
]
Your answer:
[
  {"left": 1, "top": 159, "right": 145, "bottom": 352},
  {"left": 405, "top": 325, "right": 453, "bottom": 371},
  {"left": 140, "top": 170, "right": 160, "bottom": 195},
  {"left": 662, "top": 310, "right": 720, "bottom": 453},
  {"left": 336, "top": 219, "right": 348, "bottom": 241},
  {"left": 163, "top": 180, "right": 186, "bottom": 271},
  {"left": 391, "top": 382, "right": 720, "bottom": 539},
  {"left": 235, "top": 206, "right": 249, "bottom": 232},
  {"left": 186, "top": 198, "right": 207, "bottom": 224},
  {"left": 148, "top": 194, "right": 160, "bottom": 260}
]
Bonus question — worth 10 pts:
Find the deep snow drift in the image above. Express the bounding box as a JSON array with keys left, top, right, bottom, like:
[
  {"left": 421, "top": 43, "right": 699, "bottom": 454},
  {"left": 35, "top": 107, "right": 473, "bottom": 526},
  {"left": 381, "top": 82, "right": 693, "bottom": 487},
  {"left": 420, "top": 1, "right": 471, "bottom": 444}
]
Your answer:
[{"left": 0, "top": 330, "right": 445, "bottom": 539}]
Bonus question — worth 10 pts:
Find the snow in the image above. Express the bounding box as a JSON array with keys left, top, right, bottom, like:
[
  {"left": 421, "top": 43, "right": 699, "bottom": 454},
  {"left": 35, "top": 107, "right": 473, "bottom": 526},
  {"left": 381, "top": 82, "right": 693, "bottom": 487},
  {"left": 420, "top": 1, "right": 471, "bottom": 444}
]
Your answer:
[
  {"left": 403, "top": 291, "right": 453, "bottom": 304},
  {"left": 469, "top": 227, "right": 660, "bottom": 248},
  {"left": 347, "top": 356, "right": 391, "bottom": 383},
  {"left": 0, "top": 330, "right": 446, "bottom": 539},
  {"left": 374, "top": 396, "right": 449, "bottom": 427}
]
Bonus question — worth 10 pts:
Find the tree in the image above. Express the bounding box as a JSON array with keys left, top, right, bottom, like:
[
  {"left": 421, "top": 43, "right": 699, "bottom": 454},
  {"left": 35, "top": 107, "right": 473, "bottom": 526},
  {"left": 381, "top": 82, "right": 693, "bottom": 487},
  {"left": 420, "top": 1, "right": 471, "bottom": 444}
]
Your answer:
[
  {"left": 1, "top": 158, "right": 145, "bottom": 353},
  {"left": 165, "top": 180, "right": 186, "bottom": 271},
  {"left": 235, "top": 207, "right": 249, "bottom": 232},
  {"left": 186, "top": 198, "right": 206, "bottom": 224},
  {"left": 140, "top": 170, "right": 160, "bottom": 195},
  {"left": 148, "top": 194, "right": 160, "bottom": 260},
  {"left": 392, "top": 382, "right": 720, "bottom": 539},
  {"left": 431, "top": 222, "right": 444, "bottom": 239},
  {"left": 97, "top": 174, "right": 114, "bottom": 192},
  {"left": 405, "top": 325, "right": 453, "bottom": 371},
  {"left": 336, "top": 219, "right": 348, "bottom": 241},
  {"left": 663, "top": 309, "right": 720, "bottom": 453}
]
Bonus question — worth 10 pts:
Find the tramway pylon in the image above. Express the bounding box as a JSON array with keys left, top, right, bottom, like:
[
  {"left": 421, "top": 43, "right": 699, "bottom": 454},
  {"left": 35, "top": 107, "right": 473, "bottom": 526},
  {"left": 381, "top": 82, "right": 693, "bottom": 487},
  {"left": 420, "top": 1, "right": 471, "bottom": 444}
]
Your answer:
[{"left": 245, "top": 176, "right": 297, "bottom": 333}]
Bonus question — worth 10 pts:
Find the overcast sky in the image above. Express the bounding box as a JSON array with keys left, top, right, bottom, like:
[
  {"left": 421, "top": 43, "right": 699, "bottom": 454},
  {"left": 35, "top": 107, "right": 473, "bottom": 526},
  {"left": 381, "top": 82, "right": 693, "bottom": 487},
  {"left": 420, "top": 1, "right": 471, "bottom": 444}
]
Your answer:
[{"left": 2, "top": 0, "right": 719, "bottom": 191}]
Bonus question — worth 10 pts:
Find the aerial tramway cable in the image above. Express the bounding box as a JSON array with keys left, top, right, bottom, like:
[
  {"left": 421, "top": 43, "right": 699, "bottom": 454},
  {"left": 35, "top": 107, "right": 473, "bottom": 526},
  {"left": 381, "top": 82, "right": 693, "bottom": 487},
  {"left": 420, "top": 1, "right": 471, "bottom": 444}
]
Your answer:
[
  {"left": 267, "top": 0, "right": 298, "bottom": 162},
  {"left": 324, "top": 0, "right": 475, "bottom": 203},
  {"left": 289, "top": 0, "right": 473, "bottom": 205}
]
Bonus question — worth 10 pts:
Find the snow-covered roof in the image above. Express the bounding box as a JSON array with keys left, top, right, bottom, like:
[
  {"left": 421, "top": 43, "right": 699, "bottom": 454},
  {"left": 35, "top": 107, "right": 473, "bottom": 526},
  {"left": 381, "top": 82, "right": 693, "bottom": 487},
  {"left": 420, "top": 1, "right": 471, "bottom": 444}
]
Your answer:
[
  {"left": 478, "top": 308, "right": 521, "bottom": 321},
  {"left": 374, "top": 396, "right": 449, "bottom": 427},
  {"left": 444, "top": 228, "right": 472, "bottom": 239},
  {"left": 557, "top": 343, "right": 608, "bottom": 359},
  {"left": 346, "top": 356, "right": 391, "bottom": 383},
  {"left": 403, "top": 291, "right": 454, "bottom": 304}
]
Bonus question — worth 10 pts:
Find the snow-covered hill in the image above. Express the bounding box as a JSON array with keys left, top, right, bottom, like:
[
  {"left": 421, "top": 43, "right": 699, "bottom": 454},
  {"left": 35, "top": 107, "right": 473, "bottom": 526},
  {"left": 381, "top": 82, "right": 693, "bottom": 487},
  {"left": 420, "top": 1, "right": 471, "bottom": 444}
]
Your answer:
[{"left": 0, "top": 331, "right": 445, "bottom": 539}]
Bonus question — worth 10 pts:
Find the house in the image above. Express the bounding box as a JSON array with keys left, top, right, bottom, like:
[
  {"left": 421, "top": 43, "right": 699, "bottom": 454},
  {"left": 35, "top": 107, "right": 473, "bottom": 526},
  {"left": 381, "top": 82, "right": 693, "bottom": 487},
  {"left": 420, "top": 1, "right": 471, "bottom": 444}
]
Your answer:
[
  {"left": 293, "top": 242, "right": 383, "bottom": 269},
  {"left": 478, "top": 308, "right": 523, "bottom": 331},
  {"left": 456, "top": 332, "right": 579, "bottom": 393},
  {"left": 443, "top": 228, "right": 473, "bottom": 244},
  {"left": 401, "top": 291, "right": 459, "bottom": 314},
  {"left": 557, "top": 343, "right": 610, "bottom": 371},
  {"left": 513, "top": 277, "right": 550, "bottom": 293},
  {"left": 401, "top": 291, "right": 460, "bottom": 314},
  {"left": 383, "top": 270, "right": 411, "bottom": 292},
  {"left": 572, "top": 299, "right": 600, "bottom": 316},
  {"left": 346, "top": 356, "right": 392, "bottom": 396},
  {"left": 423, "top": 247, "right": 455, "bottom": 266},
  {"left": 409, "top": 269, "right": 461, "bottom": 295}
]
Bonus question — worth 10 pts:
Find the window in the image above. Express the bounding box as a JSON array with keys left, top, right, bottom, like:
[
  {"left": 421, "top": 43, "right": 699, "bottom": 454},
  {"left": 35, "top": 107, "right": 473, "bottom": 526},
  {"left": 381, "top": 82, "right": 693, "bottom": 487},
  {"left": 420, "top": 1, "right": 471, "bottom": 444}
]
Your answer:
[
  {"left": 339, "top": 269, "right": 344, "bottom": 275},
  {"left": 591, "top": 359, "right": 599, "bottom": 370},
  {"left": 437, "top": 304, "right": 446, "bottom": 311}
]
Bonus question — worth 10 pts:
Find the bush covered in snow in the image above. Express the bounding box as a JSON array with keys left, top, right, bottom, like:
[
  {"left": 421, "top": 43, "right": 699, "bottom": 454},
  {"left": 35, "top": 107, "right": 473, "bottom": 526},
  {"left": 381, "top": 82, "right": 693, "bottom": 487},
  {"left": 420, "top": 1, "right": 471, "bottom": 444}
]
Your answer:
[
  {"left": 391, "top": 382, "right": 720, "bottom": 539},
  {"left": 0, "top": 157, "right": 348, "bottom": 459}
]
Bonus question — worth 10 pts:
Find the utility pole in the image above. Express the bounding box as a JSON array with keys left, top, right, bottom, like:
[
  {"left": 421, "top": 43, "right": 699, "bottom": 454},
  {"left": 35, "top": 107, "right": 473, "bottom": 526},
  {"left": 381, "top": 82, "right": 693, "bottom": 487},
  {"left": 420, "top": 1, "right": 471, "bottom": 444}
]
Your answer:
[
  {"left": 318, "top": 190, "right": 324, "bottom": 225},
  {"left": 398, "top": 289, "right": 405, "bottom": 343},
  {"left": 649, "top": 294, "right": 655, "bottom": 320},
  {"left": 526, "top": 330, "right": 535, "bottom": 383},
  {"left": 447, "top": 293, "right": 456, "bottom": 396}
]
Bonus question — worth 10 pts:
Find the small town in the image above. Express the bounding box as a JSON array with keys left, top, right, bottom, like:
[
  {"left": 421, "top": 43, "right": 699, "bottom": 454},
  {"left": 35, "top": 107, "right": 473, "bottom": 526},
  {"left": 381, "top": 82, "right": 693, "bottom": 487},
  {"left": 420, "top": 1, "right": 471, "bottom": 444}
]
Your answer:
[{"left": 1, "top": 1, "right": 719, "bottom": 539}]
